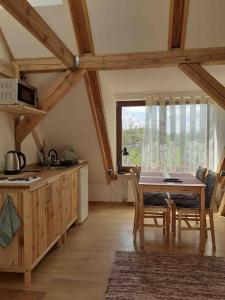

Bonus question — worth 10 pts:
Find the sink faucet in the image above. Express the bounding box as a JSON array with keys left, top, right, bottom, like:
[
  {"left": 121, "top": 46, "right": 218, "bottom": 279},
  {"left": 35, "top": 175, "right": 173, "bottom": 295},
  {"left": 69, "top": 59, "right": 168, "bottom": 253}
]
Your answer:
[{"left": 48, "top": 149, "right": 59, "bottom": 163}]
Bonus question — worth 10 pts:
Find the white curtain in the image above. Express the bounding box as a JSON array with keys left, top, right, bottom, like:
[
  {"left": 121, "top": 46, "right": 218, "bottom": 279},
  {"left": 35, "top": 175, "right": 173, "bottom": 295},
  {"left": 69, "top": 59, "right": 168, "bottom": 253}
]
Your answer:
[{"left": 141, "top": 92, "right": 215, "bottom": 172}]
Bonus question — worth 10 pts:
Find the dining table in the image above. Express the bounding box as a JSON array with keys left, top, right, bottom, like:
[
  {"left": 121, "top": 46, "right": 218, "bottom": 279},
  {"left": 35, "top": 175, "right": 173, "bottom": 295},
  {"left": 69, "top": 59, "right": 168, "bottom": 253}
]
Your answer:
[{"left": 138, "top": 171, "right": 206, "bottom": 255}]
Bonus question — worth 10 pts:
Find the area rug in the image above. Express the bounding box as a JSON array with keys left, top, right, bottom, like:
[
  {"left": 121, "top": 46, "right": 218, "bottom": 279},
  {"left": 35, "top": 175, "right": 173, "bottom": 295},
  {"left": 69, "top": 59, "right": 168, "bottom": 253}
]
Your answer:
[
  {"left": 0, "top": 288, "right": 46, "bottom": 300},
  {"left": 105, "top": 251, "right": 225, "bottom": 300}
]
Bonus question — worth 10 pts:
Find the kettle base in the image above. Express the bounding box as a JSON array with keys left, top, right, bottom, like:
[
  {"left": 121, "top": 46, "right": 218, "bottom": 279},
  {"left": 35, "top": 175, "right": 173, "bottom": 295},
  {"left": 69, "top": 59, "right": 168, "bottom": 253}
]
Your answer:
[{"left": 4, "top": 170, "right": 21, "bottom": 175}]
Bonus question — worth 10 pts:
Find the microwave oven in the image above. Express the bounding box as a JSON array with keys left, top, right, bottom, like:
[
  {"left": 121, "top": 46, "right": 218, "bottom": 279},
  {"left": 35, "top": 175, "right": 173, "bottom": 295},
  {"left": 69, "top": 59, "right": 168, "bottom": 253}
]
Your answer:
[{"left": 0, "top": 79, "right": 38, "bottom": 107}]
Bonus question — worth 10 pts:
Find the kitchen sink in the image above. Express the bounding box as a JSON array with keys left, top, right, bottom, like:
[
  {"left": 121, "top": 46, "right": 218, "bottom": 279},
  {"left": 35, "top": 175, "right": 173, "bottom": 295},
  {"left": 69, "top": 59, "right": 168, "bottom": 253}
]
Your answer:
[{"left": 43, "top": 166, "right": 72, "bottom": 170}]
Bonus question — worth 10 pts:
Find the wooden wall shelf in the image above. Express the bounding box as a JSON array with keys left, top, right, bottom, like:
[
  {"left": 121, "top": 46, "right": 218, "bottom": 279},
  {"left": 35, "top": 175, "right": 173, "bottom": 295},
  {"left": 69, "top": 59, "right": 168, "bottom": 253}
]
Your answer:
[{"left": 0, "top": 104, "right": 46, "bottom": 116}]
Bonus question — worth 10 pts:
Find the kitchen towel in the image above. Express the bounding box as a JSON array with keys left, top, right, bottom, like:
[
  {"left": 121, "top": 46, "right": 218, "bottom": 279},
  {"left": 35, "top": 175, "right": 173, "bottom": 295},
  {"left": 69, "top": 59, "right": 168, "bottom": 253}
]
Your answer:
[{"left": 0, "top": 195, "right": 22, "bottom": 248}]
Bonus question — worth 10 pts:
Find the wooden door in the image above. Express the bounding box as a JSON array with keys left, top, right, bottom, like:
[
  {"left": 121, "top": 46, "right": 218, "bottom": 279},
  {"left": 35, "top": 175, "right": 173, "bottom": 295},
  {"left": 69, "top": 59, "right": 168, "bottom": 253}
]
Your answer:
[
  {"left": 47, "top": 179, "right": 61, "bottom": 247},
  {"left": 31, "top": 185, "right": 47, "bottom": 263}
]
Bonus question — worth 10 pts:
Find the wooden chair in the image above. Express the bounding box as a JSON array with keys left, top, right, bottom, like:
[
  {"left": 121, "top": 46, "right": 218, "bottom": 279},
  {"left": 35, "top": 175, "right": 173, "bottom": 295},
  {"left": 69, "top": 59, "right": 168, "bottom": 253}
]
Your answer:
[
  {"left": 171, "top": 166, "right": 207, "bottom": 235},
  {"left": 171, "top": 170, "right": 218, "bottom": 249},
  {"left": 130, "top": 169, "right": 171, "bottom": 244}
]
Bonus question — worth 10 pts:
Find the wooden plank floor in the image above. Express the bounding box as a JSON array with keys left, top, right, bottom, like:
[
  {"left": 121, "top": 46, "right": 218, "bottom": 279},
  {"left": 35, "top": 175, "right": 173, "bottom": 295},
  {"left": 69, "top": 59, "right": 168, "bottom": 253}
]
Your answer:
[{"left": 0, "top": 203, "right": 225, "bottom": 299}]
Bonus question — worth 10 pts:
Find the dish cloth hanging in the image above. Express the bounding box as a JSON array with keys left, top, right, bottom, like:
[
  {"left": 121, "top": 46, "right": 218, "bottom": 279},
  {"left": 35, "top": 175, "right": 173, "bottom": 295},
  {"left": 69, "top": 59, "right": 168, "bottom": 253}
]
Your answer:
[{"left": 0, "top": 195, "right": 22, "bottom": 248}]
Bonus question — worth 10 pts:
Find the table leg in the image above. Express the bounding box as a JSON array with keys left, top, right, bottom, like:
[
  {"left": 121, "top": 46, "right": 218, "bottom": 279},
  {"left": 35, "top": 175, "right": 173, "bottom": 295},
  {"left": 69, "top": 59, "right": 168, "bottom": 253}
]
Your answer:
[
  {"left": 139, "top": 186, "right": 144, "bottom": 250},
  {"left": 200, "top": 186, "right": 205, "bottom": 255}
]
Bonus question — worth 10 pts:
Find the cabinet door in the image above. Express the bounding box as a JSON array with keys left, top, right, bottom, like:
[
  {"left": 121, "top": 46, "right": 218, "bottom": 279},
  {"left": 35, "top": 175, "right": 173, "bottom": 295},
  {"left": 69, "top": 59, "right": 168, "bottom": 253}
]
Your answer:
[
  {"left": 62, "top": 174, "right": 70, "bottom": 232},
  {"left": 31, "top": 186, "right": 48, "bottom": 263},
  {"left": 47, "top": 179, "right": 61, "bottom": 247},
  {"left": 71, "top": 171, "right": 78, "bottom": 222},
  {"left": 62, "top": 172, "right": 79, "bottom": 231}
]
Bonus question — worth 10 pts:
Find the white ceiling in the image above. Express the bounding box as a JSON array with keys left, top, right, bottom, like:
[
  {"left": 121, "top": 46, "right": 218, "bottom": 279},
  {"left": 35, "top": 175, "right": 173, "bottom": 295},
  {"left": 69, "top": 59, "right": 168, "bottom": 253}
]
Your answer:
[
  {"left": 185, "top": 0, "right": 225, "bottom": 48},
  {"left": 86, "top": 0, "right": 170, "bottom": 53},
  {"left": 27, "top": 0, "right": 63, "bottom": 6},
  {"left": 0, "top": 1, "right": 78, "bottom": 58},
  {"left": 0, "top": 0, "right": 225, "bottom": 60}
]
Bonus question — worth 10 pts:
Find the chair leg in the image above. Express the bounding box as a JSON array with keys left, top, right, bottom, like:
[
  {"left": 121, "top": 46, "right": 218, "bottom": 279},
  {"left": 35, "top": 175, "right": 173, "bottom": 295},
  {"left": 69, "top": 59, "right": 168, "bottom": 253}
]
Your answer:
[
  {"left": 166, "top": 209, "right": 170, "bottom": 244},
  {"left": 133, "top": 205, "right": 139, "bottom": 243},
  {"left": 205, "top": 214, "right": 208, "bottom": 238},
  {"left": 172, "top": 203, "right": 176, "bottom": 236},
  {"left": 209, "top": 210, "right": 216, "bottom": 249},
  {"left": 195, "top": 215, "right": 199, "bottom": 225},
  {"left": 163, "top": 212, "right": 166, "bottom": 235},
  {"left": 178, "top": 210, "right": 182, "bottom": 248}
]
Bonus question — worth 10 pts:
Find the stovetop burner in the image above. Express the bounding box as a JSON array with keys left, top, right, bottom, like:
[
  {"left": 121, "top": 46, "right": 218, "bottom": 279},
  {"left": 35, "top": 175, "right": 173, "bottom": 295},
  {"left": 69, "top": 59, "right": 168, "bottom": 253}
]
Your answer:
[
  {"left": 8, "top": 177, "right": 30, "bottom": 182},
  {"left": 0, "top": 175, "right": 41, "bottom": 184}
]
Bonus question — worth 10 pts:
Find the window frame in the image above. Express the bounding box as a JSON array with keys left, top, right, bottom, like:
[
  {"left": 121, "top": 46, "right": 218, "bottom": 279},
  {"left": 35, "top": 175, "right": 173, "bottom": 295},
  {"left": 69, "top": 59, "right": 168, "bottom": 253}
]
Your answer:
[{"left": 116, "top": 100, "right": 145, "bottom": 172}]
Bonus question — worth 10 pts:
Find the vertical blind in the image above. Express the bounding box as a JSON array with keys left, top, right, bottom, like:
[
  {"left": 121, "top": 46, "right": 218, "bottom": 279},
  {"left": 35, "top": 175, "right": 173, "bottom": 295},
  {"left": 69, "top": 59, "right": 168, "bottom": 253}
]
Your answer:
[{"left": 141, "top": 92, "right": 215, "bottom": 173}]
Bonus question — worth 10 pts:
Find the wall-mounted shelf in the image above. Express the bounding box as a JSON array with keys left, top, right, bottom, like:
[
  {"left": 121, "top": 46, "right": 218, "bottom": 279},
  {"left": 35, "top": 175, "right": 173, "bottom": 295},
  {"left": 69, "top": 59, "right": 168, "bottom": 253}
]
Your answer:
[{"left": 0, "top": 104, "right": 46, "bottom": 116}]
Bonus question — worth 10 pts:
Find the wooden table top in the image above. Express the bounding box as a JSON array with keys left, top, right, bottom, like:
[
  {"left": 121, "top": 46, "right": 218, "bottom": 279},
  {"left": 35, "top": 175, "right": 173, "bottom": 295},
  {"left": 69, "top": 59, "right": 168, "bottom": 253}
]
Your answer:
[{"left": 139, "top": 172, "right": 205, "bottom": 187}]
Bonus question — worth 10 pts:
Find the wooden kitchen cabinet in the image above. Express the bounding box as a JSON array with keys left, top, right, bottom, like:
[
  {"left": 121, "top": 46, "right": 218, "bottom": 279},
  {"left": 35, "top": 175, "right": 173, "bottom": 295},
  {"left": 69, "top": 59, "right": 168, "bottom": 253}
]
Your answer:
[
  {"left": 30, "top": 185, "right": 48, "bottom": 264},
  {"left": 31, "top": 179, "right": 62, "bottom": 264},
  {"left": 62, "top": 170, "right": 79, "bottom": 233},
  {"left": 71, "top": 171, "right": 79, "bottom": 222},
  {"left": 0, "top": 164, "right": 86, "bottom": 288},
  {"left": 47, "top": 179, "right": 61, "bottom": 247}
]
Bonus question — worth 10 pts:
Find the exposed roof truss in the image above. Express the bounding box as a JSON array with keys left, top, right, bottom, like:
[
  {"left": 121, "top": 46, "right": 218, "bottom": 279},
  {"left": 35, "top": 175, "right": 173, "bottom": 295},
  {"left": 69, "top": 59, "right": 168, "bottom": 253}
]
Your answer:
[{"left": 0, "top": 0, "right": 225, "bottom": 181}]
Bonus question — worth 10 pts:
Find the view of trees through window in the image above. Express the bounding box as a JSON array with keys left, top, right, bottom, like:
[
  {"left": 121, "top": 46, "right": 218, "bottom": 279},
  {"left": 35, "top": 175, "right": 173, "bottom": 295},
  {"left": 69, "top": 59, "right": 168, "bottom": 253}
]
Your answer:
[
  {"left": 121, "top": 103, "right": 214, "bottom": 171},
  {"left": 122, "top": 106, "right": 145, "bottom": 166}
]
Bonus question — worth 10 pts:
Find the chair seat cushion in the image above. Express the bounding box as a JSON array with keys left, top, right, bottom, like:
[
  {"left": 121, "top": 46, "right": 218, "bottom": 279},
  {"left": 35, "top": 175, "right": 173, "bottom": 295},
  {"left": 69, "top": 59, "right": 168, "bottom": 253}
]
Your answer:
[
  {"left": 170, "top": 193, "right": 197, "bottom": 201},
  {"left": 144, "top": 192, "right": 168, "bottom": 207},
  {"left": 174, "top": 197, "right": 199, "bottom": 209}
]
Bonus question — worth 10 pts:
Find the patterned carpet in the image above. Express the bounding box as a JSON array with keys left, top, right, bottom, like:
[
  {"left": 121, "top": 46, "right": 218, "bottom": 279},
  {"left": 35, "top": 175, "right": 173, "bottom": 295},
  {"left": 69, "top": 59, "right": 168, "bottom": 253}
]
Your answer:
[{"left": 105, "top": 251, "right": 225, "bottom": 300}]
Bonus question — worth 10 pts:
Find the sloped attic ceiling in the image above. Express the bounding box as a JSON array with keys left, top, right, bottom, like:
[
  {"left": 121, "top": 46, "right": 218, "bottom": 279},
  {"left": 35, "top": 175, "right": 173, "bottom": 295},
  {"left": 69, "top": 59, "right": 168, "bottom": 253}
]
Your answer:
[
  {"left": 86, "top": 0, "right": 170, "bottom": 53},
  {"left": 25, "top": 73, "right": 107, "bottom": 185},
  {"left": 1, "top": 0, "right": 225, "bottom": 199},
  {"left": 0, "top": 0, "right": 78, "bottom": 58}
]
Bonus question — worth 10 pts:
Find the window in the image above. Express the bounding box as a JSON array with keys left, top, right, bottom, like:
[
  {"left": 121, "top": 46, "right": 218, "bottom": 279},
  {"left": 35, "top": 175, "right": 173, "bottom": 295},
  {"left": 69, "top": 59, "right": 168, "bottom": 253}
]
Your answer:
[
  {"left": 141, "top": 94, "right": 215, "bottom": 173},
  {"left": 116, "top": 101, "right": 145, "bottom": 171},
  {"left": 117, "top": 95, "right": 215, "bottom": 173}
]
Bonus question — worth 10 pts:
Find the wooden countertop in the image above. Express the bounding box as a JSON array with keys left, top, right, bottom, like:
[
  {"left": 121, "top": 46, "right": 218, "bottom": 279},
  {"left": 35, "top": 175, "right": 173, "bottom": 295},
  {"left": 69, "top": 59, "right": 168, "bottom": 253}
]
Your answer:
[{"left": 0, "top": 162, "right": 88, "bottom": 190}]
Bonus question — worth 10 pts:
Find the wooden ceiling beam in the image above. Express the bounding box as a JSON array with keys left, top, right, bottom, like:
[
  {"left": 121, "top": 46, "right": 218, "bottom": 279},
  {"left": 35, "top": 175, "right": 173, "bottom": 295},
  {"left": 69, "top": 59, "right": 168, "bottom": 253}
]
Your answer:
[
  {"left": 0, "top": 58, "right": 14, "bottom": 78},
  {"left": 78, "top": 47, "right": 225, "bottom": 70},
  {"left": 179, "top": 63, "right": 225, "bottom": 110},
  {"left": 0, "top": 0, "right": 75, "bottom": 68},
  {"left": 0, "top": 27, "right": 19, "bottom": 77},
  {"left": 11, "top": 46, "right": 225, "bottom": 73},
  {"left": 168, "top": 0, "right": 189, "bottom": 49},
  {"left": 68, "top": 0, "right": 94, "bottom": 54},
  {"left": 85, "top": 72, "right": 114, "bottom": 183},
  {"left": 0, "top": 27, "right": 14, "bottom": 61},
  {"left": 68, "top": 0, "right": 115, "bottom": 181},
  {"left": 15, "top": 57, "right": 67, "bottom": 73},
  {"left": 15, "top": 69, "right": 86, "bottom": 144}
]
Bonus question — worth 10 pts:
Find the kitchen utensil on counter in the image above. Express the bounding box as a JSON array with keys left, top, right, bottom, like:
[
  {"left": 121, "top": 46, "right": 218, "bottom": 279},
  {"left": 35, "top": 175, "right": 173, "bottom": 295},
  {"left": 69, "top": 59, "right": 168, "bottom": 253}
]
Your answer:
[
  {"left": 38, "top": 151, "right": 45, "bottom": 166},
  {"left": 42, "top": 139, "right": 48, "bottom": 161},
  {"left": 48, "top": 149, "right": 60, "bottom": 166},
  {"left": 62, "top": 148, "right": 77, "bottom": 161},
  {"left": 4, "top": 151, "right": 26, "bottom": 175},
  {"left": 60, "top": 147, "right": 79, "bottom": 166}
]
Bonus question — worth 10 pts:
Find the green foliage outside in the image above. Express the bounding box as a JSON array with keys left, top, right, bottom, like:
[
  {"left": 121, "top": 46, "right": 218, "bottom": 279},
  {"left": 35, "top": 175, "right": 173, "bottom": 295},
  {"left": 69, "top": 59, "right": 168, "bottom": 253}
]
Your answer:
[{"left": 122, "top": 127, "right": 144, "bottom": 166}]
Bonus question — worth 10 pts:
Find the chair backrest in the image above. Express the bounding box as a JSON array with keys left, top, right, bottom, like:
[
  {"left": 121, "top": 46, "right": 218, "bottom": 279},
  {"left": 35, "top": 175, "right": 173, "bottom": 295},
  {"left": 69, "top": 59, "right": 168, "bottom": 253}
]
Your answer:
[
  {"left": 131, "top": 165, "right": 141, "bottom": 182},
  {"left": 196, "top": 166, "right": 207, "bottom": 182},
  {"left": 205, "top": 170, "right": 218, "bottom": 209},
  {"left": 130, "top": 169, "right": 139, "bottom": 206}
]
